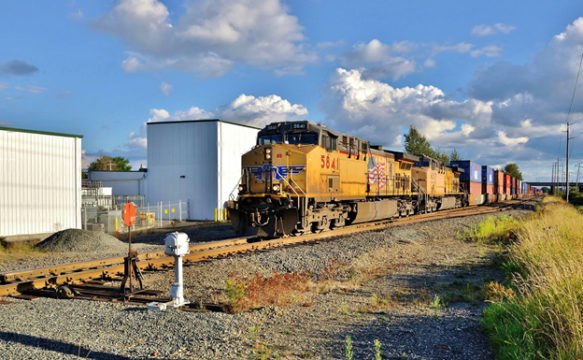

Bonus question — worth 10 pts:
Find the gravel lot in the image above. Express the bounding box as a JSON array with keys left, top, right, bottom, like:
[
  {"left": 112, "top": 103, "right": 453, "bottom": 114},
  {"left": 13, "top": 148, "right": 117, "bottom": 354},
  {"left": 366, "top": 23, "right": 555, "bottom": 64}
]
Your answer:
[{"left": 0, "top": 208, "right": 532, "bottom": 359}]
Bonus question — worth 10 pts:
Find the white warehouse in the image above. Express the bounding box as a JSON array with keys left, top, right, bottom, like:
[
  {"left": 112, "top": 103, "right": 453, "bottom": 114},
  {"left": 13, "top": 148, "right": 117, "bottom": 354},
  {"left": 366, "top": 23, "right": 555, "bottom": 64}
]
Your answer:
[
  {"left": 0, "top": 127, "right": 82, "bottom": 237},
  {"left": 147, "top": 119, "right": 259, "bottom": 220}
]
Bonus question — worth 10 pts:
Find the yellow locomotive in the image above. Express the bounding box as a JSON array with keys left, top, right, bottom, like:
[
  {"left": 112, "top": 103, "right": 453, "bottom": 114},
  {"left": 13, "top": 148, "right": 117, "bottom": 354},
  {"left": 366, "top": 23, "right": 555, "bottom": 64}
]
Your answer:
[{"left": 227, "top": 121, "right": 467, "bottom": 237}]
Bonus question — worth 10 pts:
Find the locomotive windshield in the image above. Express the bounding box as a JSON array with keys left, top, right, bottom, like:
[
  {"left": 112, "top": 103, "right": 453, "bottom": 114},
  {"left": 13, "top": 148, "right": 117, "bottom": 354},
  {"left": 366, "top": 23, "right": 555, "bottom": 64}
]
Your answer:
[
  {"left": 258, "top": 134, "right": 283, "bottom": 145},
  {"left": 287, "top": 132, "right": 318, "bottom": 145},
  {"left": 258, "top": 131, "right": 319, "bottom": 145}
]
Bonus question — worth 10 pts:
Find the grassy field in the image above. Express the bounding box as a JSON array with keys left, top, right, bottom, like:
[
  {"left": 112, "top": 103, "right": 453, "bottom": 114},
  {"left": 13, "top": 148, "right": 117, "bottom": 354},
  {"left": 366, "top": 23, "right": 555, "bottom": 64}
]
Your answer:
[{"left": 469, "top": 197, "right": 583, "bottom": 359}]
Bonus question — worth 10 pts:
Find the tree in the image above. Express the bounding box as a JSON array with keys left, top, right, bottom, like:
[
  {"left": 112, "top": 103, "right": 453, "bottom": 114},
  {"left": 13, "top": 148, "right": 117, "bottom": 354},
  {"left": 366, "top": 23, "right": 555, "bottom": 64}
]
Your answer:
[
  {"left": 450, "top": 148, "right": 462, "bottom": 161},
  {"left": 88, "top": 156, "right": 132, "bottom": 171},
  {"left": 404, "top": 125, "right": 437, "bottom": 158},
  {"left": 504, "top": 163, "right": 523, "bottom": 180},
  {"left": 436, "top": 152, "right": 450, "bottom": 165}
]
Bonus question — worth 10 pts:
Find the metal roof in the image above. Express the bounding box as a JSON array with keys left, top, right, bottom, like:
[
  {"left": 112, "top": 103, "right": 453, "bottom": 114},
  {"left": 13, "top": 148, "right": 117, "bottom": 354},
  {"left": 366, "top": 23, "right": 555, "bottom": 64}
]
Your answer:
[
  {"left": 0, "top": 126, "right": 83, "bottom": 138},
  {"left": 146, "top": 118, "right": 261, "bottom": 130}
]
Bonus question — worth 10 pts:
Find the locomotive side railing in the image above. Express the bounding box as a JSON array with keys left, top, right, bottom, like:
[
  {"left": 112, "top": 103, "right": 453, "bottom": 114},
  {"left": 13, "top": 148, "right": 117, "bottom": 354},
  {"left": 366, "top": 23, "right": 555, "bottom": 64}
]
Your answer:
[
  {"left": 411, "top": 177, "right": 429, "bottom": 214},
  {"left": 229, "top": 175, "right": 243, "bottom": 201},
  {"left": 273, "top": 166, "right": 306, "bottom": 205}
]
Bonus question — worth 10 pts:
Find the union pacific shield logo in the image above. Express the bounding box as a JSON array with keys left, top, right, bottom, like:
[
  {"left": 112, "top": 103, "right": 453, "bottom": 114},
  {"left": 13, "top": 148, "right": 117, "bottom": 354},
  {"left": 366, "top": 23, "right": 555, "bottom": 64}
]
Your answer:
[{"left": 246, "top": 165, "right": 305, "bottom": 181}]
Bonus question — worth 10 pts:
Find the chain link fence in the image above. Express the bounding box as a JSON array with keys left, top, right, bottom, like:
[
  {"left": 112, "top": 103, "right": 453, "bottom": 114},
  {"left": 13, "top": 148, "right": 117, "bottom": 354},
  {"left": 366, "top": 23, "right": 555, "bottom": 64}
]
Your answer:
[{"left": 81, "top": 200, "right": 189, "bottom": 234}]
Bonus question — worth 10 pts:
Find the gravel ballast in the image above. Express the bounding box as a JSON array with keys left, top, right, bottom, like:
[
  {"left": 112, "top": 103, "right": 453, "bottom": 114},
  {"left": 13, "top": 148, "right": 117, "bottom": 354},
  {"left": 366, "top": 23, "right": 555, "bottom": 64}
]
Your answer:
[{"left": 0, "top": 208, "right": 533, "bottom": 359}]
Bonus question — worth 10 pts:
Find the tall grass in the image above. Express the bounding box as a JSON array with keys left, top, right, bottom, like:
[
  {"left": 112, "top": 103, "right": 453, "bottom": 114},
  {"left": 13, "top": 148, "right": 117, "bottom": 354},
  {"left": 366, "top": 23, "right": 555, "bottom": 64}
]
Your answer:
[
  {"left": 481, "top": 196, "right": 583, "bottom": 359},
  {"left": 459, "top": 214, "right": 522, "bottom": 244}
]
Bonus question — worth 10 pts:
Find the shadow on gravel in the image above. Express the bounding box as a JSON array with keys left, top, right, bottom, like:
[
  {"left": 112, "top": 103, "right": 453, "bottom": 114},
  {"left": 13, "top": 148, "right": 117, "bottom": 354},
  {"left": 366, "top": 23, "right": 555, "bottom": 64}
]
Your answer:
[
  {"left": 0, "top": 331, "right": 131, "bottom": 359},
  {"left": 122, "top": 225, "right": 236, "bottom": 246}
]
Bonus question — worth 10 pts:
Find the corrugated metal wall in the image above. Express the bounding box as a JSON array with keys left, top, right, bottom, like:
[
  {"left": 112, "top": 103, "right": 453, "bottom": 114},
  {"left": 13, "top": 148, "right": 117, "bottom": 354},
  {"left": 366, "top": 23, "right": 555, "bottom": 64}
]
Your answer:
[{"left": 0, "top": 129, "right": 82, "bottom": 236}]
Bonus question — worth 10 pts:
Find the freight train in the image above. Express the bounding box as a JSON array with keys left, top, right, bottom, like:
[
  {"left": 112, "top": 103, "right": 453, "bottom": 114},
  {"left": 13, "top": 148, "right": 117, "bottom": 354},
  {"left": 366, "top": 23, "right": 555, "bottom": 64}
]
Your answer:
[{"left": 227, "top": 121, "right": 474, "bottom": 237}]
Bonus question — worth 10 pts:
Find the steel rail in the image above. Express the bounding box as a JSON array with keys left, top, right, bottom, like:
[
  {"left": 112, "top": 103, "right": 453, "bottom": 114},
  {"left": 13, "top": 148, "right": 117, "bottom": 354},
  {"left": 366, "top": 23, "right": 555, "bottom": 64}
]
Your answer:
[
  {"left": 0, "top": 200, "right": 530, "bottom": 298},
  {"left": 0, "top": 236, "right": 252, "bottom": 284}
]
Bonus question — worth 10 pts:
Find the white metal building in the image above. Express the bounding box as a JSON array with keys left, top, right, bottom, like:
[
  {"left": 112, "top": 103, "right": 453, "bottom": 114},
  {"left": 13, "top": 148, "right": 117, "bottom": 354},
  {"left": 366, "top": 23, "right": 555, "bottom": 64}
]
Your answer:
[
  {"left": 87, "top": 170, "right": 146, "bottom": 196},
  {"left": 0, "top": 127, "right": 82, "bottom": 237},
  {"left": 147, "top": 119, "right": 259, "bottom": 220}
]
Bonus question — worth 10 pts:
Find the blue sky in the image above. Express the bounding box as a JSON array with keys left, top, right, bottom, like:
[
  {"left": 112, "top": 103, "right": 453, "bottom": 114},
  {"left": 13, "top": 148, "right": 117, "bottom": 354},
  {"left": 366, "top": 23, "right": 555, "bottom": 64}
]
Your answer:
[{"left": 1, "top": 0, "right": 583, "bottom": 181}]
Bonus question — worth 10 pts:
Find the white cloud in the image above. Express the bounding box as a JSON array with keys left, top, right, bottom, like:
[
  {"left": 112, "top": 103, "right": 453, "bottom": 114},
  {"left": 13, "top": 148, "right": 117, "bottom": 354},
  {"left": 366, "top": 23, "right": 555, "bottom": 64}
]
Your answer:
[
  {"left": 342, "top": 39, "right": 416, "bottom": 80},
  {"left": 0, "top": 82, "right": 7, "bottom": 90},
  {"left": 498, "top": 131, "right": 528, "bottom": 146},
  {"left": 219, "top": 94, "right": 308, "bottom": 127},
  {"left": 94, "top": 0, "right": 316, "bottom": 77},
  {"left": 472, "top": 23, "right": 516, "bottom": 37},
  {"left": 147, "top": 108, "right": 170, "bottom": 122},
  {"left": 470, "top": 45, "right": 502, "bottom": 58},
  {"left": 160, "top": 81, "right": 173, "bottom": 95},
  {"left": 319, "top": 68, "right": 493, "bottom": 147},
  {"left": 171, "top": 106, "right": 215, "bottom": 120}
]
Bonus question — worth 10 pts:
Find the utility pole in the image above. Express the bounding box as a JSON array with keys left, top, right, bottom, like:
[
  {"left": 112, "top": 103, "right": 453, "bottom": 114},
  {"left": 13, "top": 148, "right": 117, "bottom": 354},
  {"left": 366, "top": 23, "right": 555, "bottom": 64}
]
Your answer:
[
  {"left": 576, "top": 162, "right": 581, "bottom": 189},
  {"left": 566, "top": 122, "right": 570, "bottom": 201},
  {"left": 551, "top": 161, "right": 557, "bottom": 195}
]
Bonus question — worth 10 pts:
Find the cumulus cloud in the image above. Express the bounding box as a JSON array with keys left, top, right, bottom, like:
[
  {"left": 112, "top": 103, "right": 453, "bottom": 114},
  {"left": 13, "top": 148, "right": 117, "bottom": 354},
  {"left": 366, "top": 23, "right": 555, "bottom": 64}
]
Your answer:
[
  {"left": 319, "top": 68, "right": 492, "bottom": 147},
  {"left": 93, "top": 0, "right": 316, "bottom": 77},
  {"left": 219, "top": 94, "right": 308, "bottom": 127},
  {"left": 1, "top": 60, "right": 38, "bottom": 75},
  {"left": 341, "top": 39, "right": 499, "bottom": 80},
  {"left": 472, "top": 23, "right": 516, "bottom": 37},
  {"left": 342, "top": 39, "right": 416, "bottom": 81},
  {"left": 160, "top": 81, "right": 172, "bottom": 95}
]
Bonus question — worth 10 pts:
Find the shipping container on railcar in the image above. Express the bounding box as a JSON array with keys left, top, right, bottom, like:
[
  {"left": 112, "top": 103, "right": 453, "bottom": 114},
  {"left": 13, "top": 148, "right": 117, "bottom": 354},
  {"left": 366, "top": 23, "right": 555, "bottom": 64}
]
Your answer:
[
  {"left": 482, "top": 166, "right": 495, "bottom": 202},
  {"left": 450, "top": 160, "right": 484, "bottom": 205},
  {"left": 504, "top": 174, "right": 511, "bottom": 197},
  {"left": 494, "top": 170, "right": 505, "bottom": 201}
]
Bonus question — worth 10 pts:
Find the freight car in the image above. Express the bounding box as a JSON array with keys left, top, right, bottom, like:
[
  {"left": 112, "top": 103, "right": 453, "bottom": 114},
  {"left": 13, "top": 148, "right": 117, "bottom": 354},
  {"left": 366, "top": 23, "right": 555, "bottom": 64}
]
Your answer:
[{"left": 227, "top": 121, "right": 467, "bottom": 237}]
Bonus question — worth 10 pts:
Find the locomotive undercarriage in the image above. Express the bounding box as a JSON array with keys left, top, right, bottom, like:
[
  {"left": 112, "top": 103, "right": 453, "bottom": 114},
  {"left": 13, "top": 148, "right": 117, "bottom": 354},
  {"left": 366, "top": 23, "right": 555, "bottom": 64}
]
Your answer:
[{"left": 229, "top": 195, "right": 439, "bottom": 237}]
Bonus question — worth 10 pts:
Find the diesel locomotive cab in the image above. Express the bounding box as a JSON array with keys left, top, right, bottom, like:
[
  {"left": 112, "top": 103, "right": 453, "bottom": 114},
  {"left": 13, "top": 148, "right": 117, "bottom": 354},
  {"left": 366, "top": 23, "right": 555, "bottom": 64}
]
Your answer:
[{"left": 228, "top": 121, "right": 320, "bottom": 237}]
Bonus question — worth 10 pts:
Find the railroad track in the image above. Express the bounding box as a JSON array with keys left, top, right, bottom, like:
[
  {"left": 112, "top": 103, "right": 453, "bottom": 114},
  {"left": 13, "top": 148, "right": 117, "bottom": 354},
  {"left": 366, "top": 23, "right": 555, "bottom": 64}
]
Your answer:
[{"left": 0, "top": 200, "right": 532, "bottom": 299}]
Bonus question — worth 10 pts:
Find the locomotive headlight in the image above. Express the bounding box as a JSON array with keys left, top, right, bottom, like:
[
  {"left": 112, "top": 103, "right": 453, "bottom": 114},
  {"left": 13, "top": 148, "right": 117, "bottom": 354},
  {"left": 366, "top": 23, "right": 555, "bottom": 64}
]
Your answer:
[
  {"left": 265, "top": 148, "right": 272, "bottom": 160},
  {"left": 238, "top": 184, "right": 246, "bottom": 193},
  {"left": 272, "top": 184, "right": 280, "bottom": 192}
]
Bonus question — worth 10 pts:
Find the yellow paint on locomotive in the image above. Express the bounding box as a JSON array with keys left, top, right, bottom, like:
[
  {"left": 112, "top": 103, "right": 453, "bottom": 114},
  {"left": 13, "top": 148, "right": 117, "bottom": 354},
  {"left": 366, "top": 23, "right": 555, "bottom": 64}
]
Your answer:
[
  {"left": 412, "top": 158, "right": 464, "bottom": 196},
  {"left": 240, "top": 144, "right": 420, "bottom": 201}
]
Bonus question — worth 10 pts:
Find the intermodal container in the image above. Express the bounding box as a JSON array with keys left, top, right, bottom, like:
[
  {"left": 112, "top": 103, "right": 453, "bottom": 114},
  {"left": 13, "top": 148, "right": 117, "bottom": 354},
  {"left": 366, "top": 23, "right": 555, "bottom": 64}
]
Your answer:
[
  {"left": 504, "top": 174, "right": 511, "bottom": 196},
  {"left": 461, "top": 180, "right": 485, "bottom": 205},
  {"left": 482, "top": 166, "right": 495, "bottom": 202},
  {"left": 494, "top": 170, "right": 505, "bottom": 201},
  {"left": 450, "top": 161, "right": 482, "bottom": 183}
]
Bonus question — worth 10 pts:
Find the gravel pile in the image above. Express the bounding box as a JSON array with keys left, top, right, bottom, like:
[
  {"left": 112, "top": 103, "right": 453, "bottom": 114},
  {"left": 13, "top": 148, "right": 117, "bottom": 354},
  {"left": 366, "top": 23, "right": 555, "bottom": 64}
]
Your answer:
[{"left": 35, "top": 229, "right": 129, "bottom": 252}]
